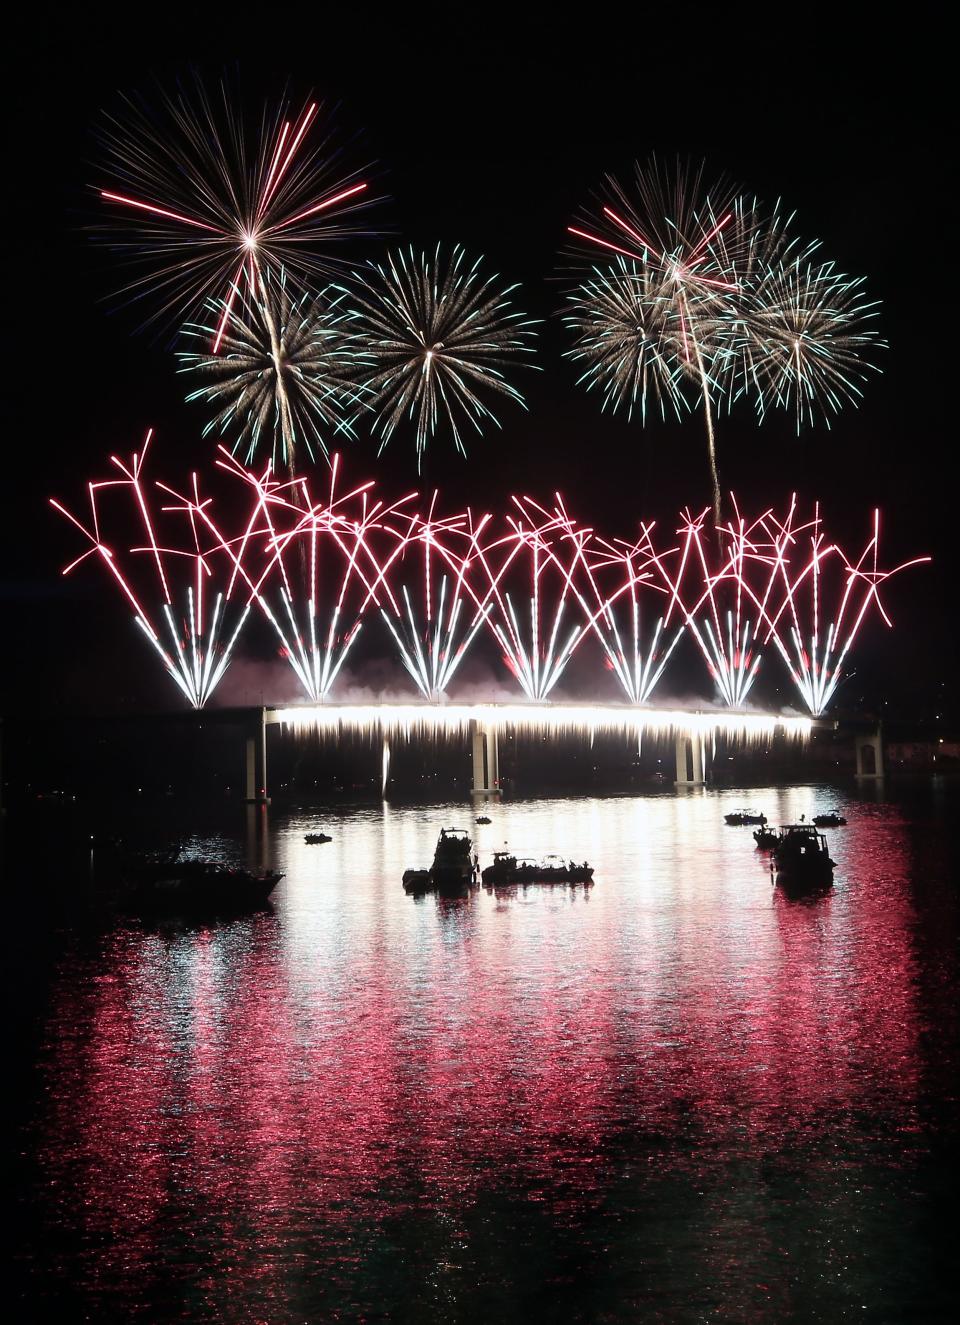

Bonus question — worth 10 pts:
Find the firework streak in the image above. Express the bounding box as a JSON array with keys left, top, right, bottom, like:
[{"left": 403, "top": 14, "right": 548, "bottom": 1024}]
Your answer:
[
  {"left": 50, "top": 432, "right": 261, "bottom": 707},
  {"left": 97, "top": 85, "right": 374, "bottom": 345},
  {"left": 52, "top": 444, "right": 928, "bottom": 715}
]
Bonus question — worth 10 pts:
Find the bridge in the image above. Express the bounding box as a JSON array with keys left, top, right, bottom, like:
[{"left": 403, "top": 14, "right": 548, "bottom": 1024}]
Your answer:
[{"left": 202, "top": 700, "right": 884, "bottom": 803}]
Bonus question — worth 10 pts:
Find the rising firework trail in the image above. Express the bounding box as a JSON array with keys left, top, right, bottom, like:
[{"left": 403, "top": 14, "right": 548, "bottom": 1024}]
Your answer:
[
  {"left": 96, "top": 77, "right": 377, "bottom": 341},
  {"left": 566, "top": 159, "right": 748, "bottom": 521},
  {"left": 50, "top": 432, "right": 260, "bottom": 708},
  {"left": 343, "top": 244, "right": 538, "bottom": 465}
]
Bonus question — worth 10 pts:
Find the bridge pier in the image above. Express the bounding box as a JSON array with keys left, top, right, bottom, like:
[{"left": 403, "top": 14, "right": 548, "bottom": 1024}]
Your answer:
[
  {"left": 244, "top": 707, "right": 270, "bottom": 803},
  {"left": 675, "top": 729, "right": 707, "bottom": 786},
  {"left": 470, "top": 719, "right": 500, "bottom": 796},
  {"left": 854, "top": 723, "right": 884, "bottom": 779}
]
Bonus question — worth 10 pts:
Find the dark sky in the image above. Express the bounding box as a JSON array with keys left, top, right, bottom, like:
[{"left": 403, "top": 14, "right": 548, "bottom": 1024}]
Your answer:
[{"left": 3, "top": 6, "right": 953, "bottom": 717}]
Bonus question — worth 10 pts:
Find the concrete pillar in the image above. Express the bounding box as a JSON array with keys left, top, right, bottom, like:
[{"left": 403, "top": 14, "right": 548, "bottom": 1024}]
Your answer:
[
  {"left": 855, "top": 724, "right": 884, "bottom": 779},
  {"left": 470, "top": 719, "right": 501, "bottom": 796},
  {"left": 675, "top": 730, "right": 706, "bottom": 785},
  {"left": 244, "top": 708, "right": 270, "bottom": 803}
]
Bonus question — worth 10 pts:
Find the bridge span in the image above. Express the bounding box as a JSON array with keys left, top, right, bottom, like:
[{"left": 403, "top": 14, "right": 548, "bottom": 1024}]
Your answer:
[{"left": 227, "top": 701, "right": 835, "bottom": 803}]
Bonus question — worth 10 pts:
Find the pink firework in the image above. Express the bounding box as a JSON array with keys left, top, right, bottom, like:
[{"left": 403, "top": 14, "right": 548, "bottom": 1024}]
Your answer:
[
  {"left": 760, "top": 505, "right": 931, "bottom": 716},
  {"left": 470, "top": 495, "right": 598, "bottom": 701},
  {"left": 50, "top": 431, "right": 261, "bottom": 708},
  {"left": 218, "top": 450, "right": 416, "bottom": 701},
  {"left": 367, "top": 496, "right": 494, "bottom": 699},
  {"left": 585, "top": 524, "right": 686, "bottom": 704},
  {"left": 662, "top": 502, "right": 791, "bottom": 708}
]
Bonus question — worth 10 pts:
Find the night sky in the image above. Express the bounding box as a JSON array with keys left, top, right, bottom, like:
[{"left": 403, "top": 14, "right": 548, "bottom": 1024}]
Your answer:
[{"left": 3, "top": 7, "right": 952, "bottom": 718}]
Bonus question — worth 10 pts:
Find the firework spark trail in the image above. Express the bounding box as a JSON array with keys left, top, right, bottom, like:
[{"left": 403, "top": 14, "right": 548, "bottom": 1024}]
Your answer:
[
  {"left": 759, "top": 507, "right": 930, "bottom": 715},
  {"left": 467, "top": 497, "right": 603, "bottom": 701},
  {"left": 52, "top": 439, "right": 929, "bottom": 716},
  {"left": 584, "top": 524, "right": 686, "bottom": 704},
  {"left": 50, "top": 432, "right": 261, "bottom": 708},
  {"left": 342, "top": 244, "right": 538, "bottom": 465},
  {"left": 665, "top": 504, "right": 769, "bottom": 707},
  {"left": 363, "top": 497, "right": 495, "bottom": 699},
  {"left": 97, "top": 81, "right": 376, "bottom": 341},
  {"left": 181, "top": 271, "right": 370, "bottom": 470},
  {"left": 566, "top": 161, "right": 751, "bottom": 521},
  {"left": 218, "top": 449, "right": 418, "bottom": 701}
]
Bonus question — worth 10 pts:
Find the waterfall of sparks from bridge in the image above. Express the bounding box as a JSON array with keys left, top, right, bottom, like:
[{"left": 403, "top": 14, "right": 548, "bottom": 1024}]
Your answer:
[
  {"left": 49, "top": 431, "right": 260, "bottom": 708},
  {"left": 51, "top": 440, "right": 929, "bottom": 715}
]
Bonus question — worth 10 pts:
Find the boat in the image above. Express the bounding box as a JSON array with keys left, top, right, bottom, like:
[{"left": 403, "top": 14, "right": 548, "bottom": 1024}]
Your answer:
[
  {"left": 481, "top": 851, "right": 594, "bottom": 885},
  {"left": 127, "top": 859, "right": 282, "bottom": 911},
  {"left": 753, "top": 826, "right": 779, "bottom": 849},
  {"left": 475, "top": 815, "right": 492, "bottom": 825},
  {"left": 402, "top": 868, "right": 433, "bottom": 893},
  {"left": 724, "top": 809, "right": 768, "bottom": 826},
  {"left": 772, "top": 825, "right": 835, "bottom": 891},
  {"left": 431, "top": 828, "right": 474, "bottom": 889},
  {"left": 304, "top": 832, "right": 332, "bottom": 844},
  {"left": 812, "top": 813, "right": 847, "bottom": 827}
]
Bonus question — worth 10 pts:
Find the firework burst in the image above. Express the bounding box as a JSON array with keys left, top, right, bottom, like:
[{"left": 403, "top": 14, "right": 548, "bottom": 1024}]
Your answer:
[
  {"left": 50, "top": 432, "right": 260, "bottom": 708},
  {"left": 567, "top": 159, "right": 749, "bottom": 520},
  {"left": 585, "top": 526, "right": 686, "bottom": 704},
  {"left": 761, "top": 507, "right": 928, "bottom": 715},
  {"left": 344, "top": 244, "right": 538, "bottom": 465},
  {"left": 180, "top": 269, "right": 366, "bottom": 471},
  {"left": 368, "top": 498, "right": 493, "bottom": 699},
  {"left": 218, "top": 450, "right": 417, "bottom": 702},
  {"left": 96, "top": 76, "right": 377, "bottom": 339},
  {"left": 734, "top": 258, "right": 885, "bottom": 429}
]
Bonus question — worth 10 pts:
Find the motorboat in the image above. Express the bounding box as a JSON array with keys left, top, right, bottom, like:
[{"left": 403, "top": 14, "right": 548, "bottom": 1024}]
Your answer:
[
  {"left": 724, "top": 809, "right": 768, "bottom": 826},
  {"left": 481, "top": 851, "right": 594, "bottom": 885},
  {"left": 475, "top": 816, "right": 492, "bottom": 825},
  {"left": 431, "top": 828, "right": 474, "bottom": 889},
  {"left": 772, "top": 825, "right": 835, "bottom": 891},
  {"left": 812, "top": 813, "right": 847, "bottom": 827},
  {"left": 304, "top": 832, "right": 332, "bottom": 844},
  {"left": 127, "top": 859, "right": 282, "bottom": 911},
  {"left": 753, "top": 826, "right": 779, "bottom": 849}
]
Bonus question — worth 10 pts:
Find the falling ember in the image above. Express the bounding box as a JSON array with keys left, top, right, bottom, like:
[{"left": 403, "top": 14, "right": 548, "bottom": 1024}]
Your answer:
[{"left": 271, "top": 701, "right": 814, "bottom": 749}]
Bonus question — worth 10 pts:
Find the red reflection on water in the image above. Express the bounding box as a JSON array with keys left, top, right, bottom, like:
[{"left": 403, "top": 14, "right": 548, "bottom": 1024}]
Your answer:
[{"left": 34, "top": 804, "right": 929, "bottom": 1314}]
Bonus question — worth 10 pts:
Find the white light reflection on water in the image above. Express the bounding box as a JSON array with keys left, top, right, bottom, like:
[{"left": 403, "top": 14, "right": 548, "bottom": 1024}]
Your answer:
[{"left": 22, "top": 783, "right": 957, "bottom": 1323}]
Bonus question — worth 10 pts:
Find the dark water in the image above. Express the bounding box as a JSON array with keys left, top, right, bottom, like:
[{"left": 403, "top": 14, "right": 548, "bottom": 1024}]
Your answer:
[{"left": 10, "top": 782, "right": 960, "bottom": 1322}]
